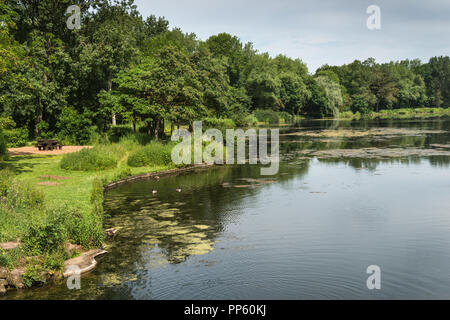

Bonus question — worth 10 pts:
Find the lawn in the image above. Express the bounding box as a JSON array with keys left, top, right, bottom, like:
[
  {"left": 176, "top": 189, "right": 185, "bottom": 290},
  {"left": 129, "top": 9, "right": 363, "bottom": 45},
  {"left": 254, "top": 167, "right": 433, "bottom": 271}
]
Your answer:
[{"left": 2, "top": 152, "right": 174, "bottom": 215}]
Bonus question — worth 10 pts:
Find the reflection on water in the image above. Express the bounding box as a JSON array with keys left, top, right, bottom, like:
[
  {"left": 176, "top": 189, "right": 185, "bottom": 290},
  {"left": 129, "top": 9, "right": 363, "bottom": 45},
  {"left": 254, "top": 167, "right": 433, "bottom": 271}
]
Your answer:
[{"left": 3, "top": 118, "right": 450, "bottom": 300}]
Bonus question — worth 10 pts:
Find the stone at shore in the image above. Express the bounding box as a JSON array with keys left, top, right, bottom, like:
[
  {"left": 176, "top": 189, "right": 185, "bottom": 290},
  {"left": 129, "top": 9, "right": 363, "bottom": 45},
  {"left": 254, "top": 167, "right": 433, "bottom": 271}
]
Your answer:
[
  {"left": 0, "top": 280, "right": 7, "bottom": 295},
  {"left": 6, "top": 268, "right": 25, "bottom": 289},
  {"left": 64, "top": 243, "right": 83, "bottom": 256},
  {"left": 0, "top": 267, "right": 8, "bottom": 279},
  {"left": 63, "top": 249, "right": 107, "bottom": 278}
]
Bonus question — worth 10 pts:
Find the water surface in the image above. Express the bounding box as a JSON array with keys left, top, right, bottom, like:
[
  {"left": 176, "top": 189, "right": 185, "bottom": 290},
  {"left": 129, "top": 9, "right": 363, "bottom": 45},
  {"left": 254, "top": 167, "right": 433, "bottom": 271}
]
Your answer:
[{"left": 4, "top": 119, "right": 450, "bottom": 300}]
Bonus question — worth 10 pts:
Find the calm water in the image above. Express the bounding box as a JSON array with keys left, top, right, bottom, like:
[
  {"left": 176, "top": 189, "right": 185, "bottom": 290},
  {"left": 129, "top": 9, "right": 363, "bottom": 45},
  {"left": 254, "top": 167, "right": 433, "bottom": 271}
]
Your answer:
[{"left": 4, "top": 119, "right": 450, "bottom": 300}]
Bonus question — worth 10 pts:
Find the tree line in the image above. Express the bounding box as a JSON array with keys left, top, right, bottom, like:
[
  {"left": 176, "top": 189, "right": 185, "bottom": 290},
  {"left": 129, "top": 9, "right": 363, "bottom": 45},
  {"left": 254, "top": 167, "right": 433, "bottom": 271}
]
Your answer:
[{"left": 1, "top": 0, "right": 449, "bottom": 145}]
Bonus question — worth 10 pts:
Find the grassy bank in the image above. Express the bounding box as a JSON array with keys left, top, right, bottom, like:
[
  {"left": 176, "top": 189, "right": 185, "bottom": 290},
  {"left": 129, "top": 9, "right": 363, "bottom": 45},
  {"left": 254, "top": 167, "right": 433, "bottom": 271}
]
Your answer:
[
  {"left": 339, "top": 107, "right": 450, "bottom": 120},
  {"left": 0, "top": 138, "right": 179, "bottom": 289}
]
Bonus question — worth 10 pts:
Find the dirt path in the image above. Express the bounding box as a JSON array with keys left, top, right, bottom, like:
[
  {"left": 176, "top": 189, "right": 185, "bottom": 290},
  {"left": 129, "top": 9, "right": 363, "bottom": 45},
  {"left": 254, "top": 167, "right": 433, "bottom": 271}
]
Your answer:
[{"left": 8, "top": 146, "right": 92, "bottom": 156}]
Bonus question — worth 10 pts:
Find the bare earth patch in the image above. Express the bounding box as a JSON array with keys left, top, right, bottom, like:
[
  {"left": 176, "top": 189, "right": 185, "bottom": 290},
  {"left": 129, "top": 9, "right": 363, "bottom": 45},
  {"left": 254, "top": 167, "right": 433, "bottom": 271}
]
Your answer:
[
  {"left": 8, "top": 145, "right": 92, "bottom": 156},
  {"left": 39, "top": 175, "right": 71, "bottom": 180},
  {"left": 37, "top": 181, "right": 61, "bottom": 186}
]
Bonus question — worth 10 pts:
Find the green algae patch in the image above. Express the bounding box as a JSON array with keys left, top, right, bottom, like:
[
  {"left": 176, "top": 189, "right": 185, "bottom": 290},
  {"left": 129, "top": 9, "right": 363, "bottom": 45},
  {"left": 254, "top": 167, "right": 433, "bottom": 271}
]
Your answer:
[
  {"left": 281, "top": 128, "right": 446, "bottom": 138},
  {"left": 298, "top": 147, "right": 450, "bottom": 160}
]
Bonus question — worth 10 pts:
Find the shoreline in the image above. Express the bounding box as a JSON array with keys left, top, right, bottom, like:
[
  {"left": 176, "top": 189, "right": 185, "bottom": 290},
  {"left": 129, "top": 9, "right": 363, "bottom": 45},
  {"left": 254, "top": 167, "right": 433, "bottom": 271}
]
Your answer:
[{"left": 0, "top": 162, "right": 218, "bottom": 295}]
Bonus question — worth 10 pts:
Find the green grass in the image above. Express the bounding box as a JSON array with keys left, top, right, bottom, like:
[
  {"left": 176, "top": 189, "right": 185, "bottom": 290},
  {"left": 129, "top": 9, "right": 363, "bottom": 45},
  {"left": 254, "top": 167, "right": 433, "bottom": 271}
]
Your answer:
[
  {"left": 0, "top": 139, "right": 179, "bottom": 278},
  {"left": 127, "top": 141, "right": 175, "bottom": 167},
  {"left": 339, "top": 107, "right": 450, "bottom": 120},
  {"left": 60, "top": 144, "right": 127, "bottom": 171}
]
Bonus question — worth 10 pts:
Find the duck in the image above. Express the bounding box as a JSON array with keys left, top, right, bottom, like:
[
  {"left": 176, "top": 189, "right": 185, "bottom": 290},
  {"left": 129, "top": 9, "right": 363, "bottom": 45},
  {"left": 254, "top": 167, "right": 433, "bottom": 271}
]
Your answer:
[
  {"left": 154, "top": 176, "right": 160, "bottom": 181},
  {"left": 175, "top": 187, "right": 182, "bottom": 193},
  {"left": 152, "top": 189, "right": 158, "bottom": 195}
]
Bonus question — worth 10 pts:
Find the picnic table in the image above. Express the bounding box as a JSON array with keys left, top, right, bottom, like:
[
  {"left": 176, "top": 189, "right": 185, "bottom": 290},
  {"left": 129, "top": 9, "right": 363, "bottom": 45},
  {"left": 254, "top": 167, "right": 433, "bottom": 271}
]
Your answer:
[{"left": 35, "top": 139, "right": 63, "bottom": 151}]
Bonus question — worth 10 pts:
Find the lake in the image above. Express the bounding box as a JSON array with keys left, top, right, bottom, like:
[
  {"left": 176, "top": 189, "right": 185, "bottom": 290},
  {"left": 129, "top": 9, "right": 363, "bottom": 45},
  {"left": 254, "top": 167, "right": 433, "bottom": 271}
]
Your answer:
[{"left": 4, "top": 118, "right": 450, "bottom": 299}]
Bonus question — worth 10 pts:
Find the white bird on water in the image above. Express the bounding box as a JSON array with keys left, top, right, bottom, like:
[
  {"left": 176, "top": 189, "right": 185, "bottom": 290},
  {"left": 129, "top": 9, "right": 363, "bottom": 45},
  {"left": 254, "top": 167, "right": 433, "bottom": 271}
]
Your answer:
[{"left": 152, "top": 189, "right": 157, "bottom": 195}]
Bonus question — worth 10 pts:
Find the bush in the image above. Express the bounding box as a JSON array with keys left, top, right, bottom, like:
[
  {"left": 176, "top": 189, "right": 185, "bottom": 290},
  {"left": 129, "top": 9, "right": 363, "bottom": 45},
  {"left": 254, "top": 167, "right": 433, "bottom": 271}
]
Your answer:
[
  {"left": 108, "top": 125, "right": 134, "bottom": 143},
  {"left": 43, "top": 252, "right": 66, "bottom": 271},
  {"left": 0, "top": 170, "right": 44, "bottom": 210},
  {"left": 0, "top": 248, "right": 14, "bottom": 269},
  {"left": 232, "top": 113, "right": 258, "bottom": 127},
  {"left": 278, "top": 111, "right": 293, "bottom": 123},
  {"left": 22, "top": 260, "right": 47, "bottom": 288},
  {"left": 23, "top": 221, "right": 68, "bottom": 256},
  {"left": 57, "top": 107, "right": 93, "bottom": 145},
  {"left": 203, "top": 117, "right": 236, "bottom": 131},
  {"left": 69, "top": 210, "right": 105, "bottom": 248},
  {"left": 60, "top": 144, "right": 125, "bottom": 171},
  {"left": 0, "top": 117, "right": 16, "bottom": 130},
  {"left": 254, "top": 109, "right": 280, "bottom": 124},
  {"left": 112, "top": 167, "right": 133, "bottom": 181},
  {"left": 118, "top": 132, "right": 151, "bottom": 147},
  {"left": 0, "top": 129, "right": 8, "bottom": 160},
  {"left": 127, "top": 142, "right": 174, "bottom": 167},
  {"left": 3, "top": 128, "right": 28, "bottom": 148}
]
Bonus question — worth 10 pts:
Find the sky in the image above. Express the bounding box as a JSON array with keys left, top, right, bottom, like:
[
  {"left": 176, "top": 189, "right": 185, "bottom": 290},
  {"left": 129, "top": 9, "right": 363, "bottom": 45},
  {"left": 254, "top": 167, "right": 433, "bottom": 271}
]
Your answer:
[{"left": 133, "top": 0, "right": 450, "bottom": 72}]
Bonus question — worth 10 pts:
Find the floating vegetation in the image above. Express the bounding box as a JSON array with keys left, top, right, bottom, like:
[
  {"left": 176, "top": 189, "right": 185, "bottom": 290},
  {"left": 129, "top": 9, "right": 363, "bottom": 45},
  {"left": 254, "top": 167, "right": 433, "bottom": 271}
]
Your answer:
[
  {"left": 158, "top": 212, "right": 175, "bottom": 218},
  {"left": 194, "top": 225, "right": 210, "bottom": 230},
  {"left": 222, "top": 178, "right": 278, "bottom": 189},
  {"left": 281, "top": 128, "right": 446, "bottom": 138},
  {"left": 297, "top": 147, "right": 450, "bottom": 160},
  {"left": 430, "top": 144, "right": 450, "bottom": 149}
]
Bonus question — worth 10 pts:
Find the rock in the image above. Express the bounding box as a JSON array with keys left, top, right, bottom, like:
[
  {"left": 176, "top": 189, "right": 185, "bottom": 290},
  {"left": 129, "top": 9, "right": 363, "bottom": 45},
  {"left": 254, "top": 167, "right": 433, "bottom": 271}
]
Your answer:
[
  {"left": 6, "top": 268, "right": 24, "bottom": 289},
  {"left": 0, "top": 267, "right": 8, "bottom": 279},
  {"left": 63, "top": 249, "right": 107, "bottom": 278},
  {"left": 64, "top": 243, "right": 83, "bottom": 256},
  {"left": 0, "top": 284, "right": 6, "bottom": 295},
  {"left": 0, "top": 242, "right": 20, "bottom": 251}
]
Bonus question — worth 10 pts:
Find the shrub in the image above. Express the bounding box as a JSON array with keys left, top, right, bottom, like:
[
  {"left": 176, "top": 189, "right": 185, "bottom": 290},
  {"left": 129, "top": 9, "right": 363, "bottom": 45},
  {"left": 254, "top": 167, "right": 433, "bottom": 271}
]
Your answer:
[
  {"left": 0, "top": 248, "right": 14, "bottom": 269},
  {"left": 113, "top": 167, "right": 133, "bottom": 181},
  {"left": 23, "top": 216, "right": 68, "bottom": 256},
  {"left": 0, "top": 171, "right": 44, "bottom": 210},
  {"left": 57, "top": 107, "right": 93, "bottom": 145},
  {"left": 0, "top": 129, "right": 8, "bottom": 160},
  {"left": 43, "top": 252, "right": 66, "bottom": 271},
  {"left": 278, "top": 111, "right": 293, "bottom": 123},
  {"left": 203, "top": 117, "right": 236, "bottom": 131},
  {"left": 232, "top": 113, "right": 258, "bottom": 127},
  {"left": 0, "top": 117, "right": 16, "bottom": 130},
  {"left": 3, "top": 128, "right": 28, "bottom": 148},
  {"left": 68, "top": 210, "right": 104, "bottom": 248},
  {"left": 90, "top": 177, "right": 104, "bottom": 204},
  {"left": 254, "top": 109, "right": 280, "bottom": 124},
  {"left": 118, "top": 132, "right": 151, "bottom": 148},
  {"left": 108, "top": 125, "right": 134, "bottom": 143},
  {"left": 60, "top": 145, "right": 125, "bottom": 171},
  {"left": 22, "top": 260, "right": 46, "bottom": 288},
  {"left": 90, "top": 177, "right": 104, "bottom": 219},
  {"left": 128, "top": 142, "right": 174, "bottom": 167}
]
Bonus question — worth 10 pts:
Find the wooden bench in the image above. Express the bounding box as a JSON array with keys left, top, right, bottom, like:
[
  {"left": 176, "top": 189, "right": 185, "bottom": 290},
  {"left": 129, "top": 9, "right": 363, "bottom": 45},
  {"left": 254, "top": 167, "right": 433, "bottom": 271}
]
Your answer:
[{"left": 35, "top": 139, "right": 63, "bottom": 151}]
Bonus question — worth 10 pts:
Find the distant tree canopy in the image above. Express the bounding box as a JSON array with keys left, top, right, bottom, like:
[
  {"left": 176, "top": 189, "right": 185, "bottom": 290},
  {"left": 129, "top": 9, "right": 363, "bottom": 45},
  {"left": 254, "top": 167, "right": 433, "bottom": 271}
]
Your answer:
[{"left": 0, "top": 0, "right": 448, "bottom": 143}]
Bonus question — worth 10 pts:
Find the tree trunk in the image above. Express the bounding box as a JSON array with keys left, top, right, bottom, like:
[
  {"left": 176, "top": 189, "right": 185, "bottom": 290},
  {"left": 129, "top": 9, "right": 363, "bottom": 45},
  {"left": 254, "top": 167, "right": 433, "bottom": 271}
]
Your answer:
[
  {"left": 109, "top": 75, "right": 116, "bottom": 126},
  {"left": 160, "top": 118, "right": 165, "bottom": 139},
  {"left": 154, "top": 118, "right": 160, "bottom": 141},
  {"left": 35, "top": 72, "right": 48, "bottom": 137}
]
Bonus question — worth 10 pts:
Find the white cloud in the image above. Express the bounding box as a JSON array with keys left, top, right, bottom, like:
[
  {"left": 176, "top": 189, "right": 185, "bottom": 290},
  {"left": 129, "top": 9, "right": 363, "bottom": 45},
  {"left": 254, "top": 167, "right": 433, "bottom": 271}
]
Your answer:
[{"left": 135, "top": 0, "right": 450, "bottom": 72}]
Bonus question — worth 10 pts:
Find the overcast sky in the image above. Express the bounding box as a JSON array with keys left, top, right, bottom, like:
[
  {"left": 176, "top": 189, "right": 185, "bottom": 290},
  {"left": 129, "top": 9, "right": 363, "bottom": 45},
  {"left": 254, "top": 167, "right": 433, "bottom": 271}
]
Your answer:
[{"left": 134, "top": 0, "right": 450, "bottom": 72}]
